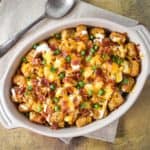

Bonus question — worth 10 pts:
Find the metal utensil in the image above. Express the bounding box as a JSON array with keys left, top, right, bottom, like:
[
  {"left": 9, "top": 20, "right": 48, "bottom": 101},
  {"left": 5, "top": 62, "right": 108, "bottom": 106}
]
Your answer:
[{"left": 0, "top": 0, "right": 76, "bottom": 57}]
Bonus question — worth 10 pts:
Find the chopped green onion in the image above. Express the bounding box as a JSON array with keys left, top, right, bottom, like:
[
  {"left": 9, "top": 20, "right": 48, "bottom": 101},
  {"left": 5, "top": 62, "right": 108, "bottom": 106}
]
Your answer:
[
  {"left": 50, "top": 84, "right": 56, "bottom": 91},
  {"left": 89, "top": 34, "right": 95, "bottom": 40},
  {"left": 93, "top": 44, "right": 99, "bottom": 51},
  {"left": 102, "top": 54, "right": 109, "bottom": 60},
  {"left": 76, "top": 81, "right": 85, "bottom": 89},
  {"left": 80, "top": 103, "right": 87, "bottom": 109},
  {"left": 90, "top": 48, "right": 96, "bottom": 55},
  {"left": 86, "top": 55, "right": 92, "bottom": 62},
  {"left": 93, "top": 103, "right": 100, "bottom": 109},
  {"left": 50, "top": 66, "right": 57, "bottom": 72},
  {"left": 98, "top": 89, "right": 105, "bottom": 96},
  {"left": 24, "top": 91, "right": 29, "bottom": 96},
  {"left": 27, "top": 85, "right": 33, "bottom": 91},
  {"left": 55, "top": 33, "right": 61, "bottom": 39},
  {"left": 37, "top": 105, "right": 42, "bottom": 112},
  {"left": 21, "top": 57, "right": 28, "bottom": 63},
  {"left": 92, "top": 66, "right": 97, "bottom": 71},
  {"left": 42, "top": 59, "right": 46, "bottom": 65},
  {"left": 122, "top": 78, "right": 129, "bottom": 84},
  {"left": 111, "top": 55, "right": 123, "bottom": 65},
  {"left": 59, "top": 72, "right": 65, "bottom": 79},
  {"left": 54, "top": 49, "right": 61, "bottom": 55},
  {"left": 80, "top": 50, "right": 86, "bottom": 56},
  {"left": 65, "top": 55, "right": 71, "bottom": 63},
  {"left": 53, "top": 97, "right": 59, "bottom": 103},
  {"left": 54, "top": 105, "right": 60, "bottom": 112},
  {"left": 88, "top": 90, "right": 93, "bottom": 97},
  {"left": 32, "top": 43, "right": 39, "bottom": 49}
]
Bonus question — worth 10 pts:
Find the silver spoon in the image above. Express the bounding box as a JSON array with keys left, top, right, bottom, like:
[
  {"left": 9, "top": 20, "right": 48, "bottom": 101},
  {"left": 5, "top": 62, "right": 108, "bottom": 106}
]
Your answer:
[{"left": 0, "top": 0, "right": 76, "bottom": 57}]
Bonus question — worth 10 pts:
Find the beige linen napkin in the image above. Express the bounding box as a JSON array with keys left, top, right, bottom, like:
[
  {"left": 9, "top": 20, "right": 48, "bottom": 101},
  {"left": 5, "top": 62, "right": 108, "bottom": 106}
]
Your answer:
[{"left": 0, "top": 0, "right": 138, "bottom": 144}]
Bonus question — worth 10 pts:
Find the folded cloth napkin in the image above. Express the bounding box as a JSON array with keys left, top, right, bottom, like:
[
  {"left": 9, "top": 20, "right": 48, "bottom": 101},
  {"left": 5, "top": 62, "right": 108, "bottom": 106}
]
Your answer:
[{"left": 0, "top": 0, "right": 138, "bottom": 144}]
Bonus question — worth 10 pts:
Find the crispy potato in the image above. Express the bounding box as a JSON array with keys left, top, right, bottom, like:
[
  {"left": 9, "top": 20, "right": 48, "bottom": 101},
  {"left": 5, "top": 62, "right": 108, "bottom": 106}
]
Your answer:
[
  {"left": 50, "top": 112, "right": 64, "bottom": 123},
  {"left": 29, "top": 112, "right": 45, "bottom": 124},
  {"left": 60, "top": 39, "right": 77, "bottom": 53},
  {"left": 126, "top": 42, "right": 138, "bottom": 58},
  {"left": 13, "top": 75, "right": 26, "bottom": 86},
  {"left": 61, "top": 29, "right": 75, "bottom": 40},
  {"left": 110, "top": 32, "right": 127, "bottom": 44},
  {"left": 48, "top": 38, "right": 60, "bottom": 49},
  {"left": 108, "top": 91, "right": 124, "bottom": 111},
  {"left": 130, "top": 60, "right": 140, "bottom": 77},
  {"left": 18, "top": 103, "right": 30, "bottom": 112},
  {"left": 75, "top": 25, "right": 89, "bottom": 41},
  {"left": 76, "top": 116, "right": 92, "bottom": 127},
  {"left": 121, "top": 77, "right": 135, "bottom": 93},
  {"left": 90, "top": 27, "right": 105, "bottom": 35}
]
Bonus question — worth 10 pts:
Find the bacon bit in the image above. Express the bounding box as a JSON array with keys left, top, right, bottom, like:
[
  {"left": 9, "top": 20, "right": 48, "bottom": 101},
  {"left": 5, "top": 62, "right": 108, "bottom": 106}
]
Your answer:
[
  {"left": 107, "top": 79, "right": 116, "bottom": 86},
  {"left": 61, "top": 101, "right": 69, "bottom": 113},
  {"left": 101, "top": 38, "right": 114, "bottom": 47},
  {"left": 37, "top": 94, "right": 46, "bottom": 101},
  {"left": 72, "top": 71, "right": 81, "bottom": 80},
  {"left": 34, "top": 86, "right": 41, "bottom": 95},
  {"left": 74, "top": 37, "right": 81, "bottom": 42},
  {"left": 32, "top": 79, "right": 38, "bottom": 86},
  {"left": 51, "top": 122, "right": 59, "bottom": 129},
  {"left": 87, "top": 41, "right": 93, "bottom": 49},
  {"left": 64, "top": 63, "right": 70, "bottom": 70},
  {"left": 15, "top": 87, "right": 25, "bottom": 95},
  {"left": 87, "top": 77, "right": 93, "bottom": 82},
  {"left": 79, "top": 89, "right": 88, "bottom": 100},
  {"left": 65, "top": 87, "right": 74, "bottom": 95},
  {"left": 32, "top": 58, "right": 42, "bottom": 65},
  {"left": 49, "top": 44, "right": 57, "bottom": 51},
  {"left": 73, "top": 98, "right": 81, "bottom": 108},
  {"left": 48, "top": 91, "right": 55, "bottom": 98},
  {"left": 40, "top": 78, "right": 50, "bottom": 87},
  {"left": 95, "top": 68, "right": 102, "bottom": 76},
  {"left": 71, "top": 58, "right": 81, "bottom": 66},
  {"left": 46, "top": 106, "right": 53, "bottom": 115},
  {"left": 63, "top": 77, "right": 75, "bottom": 84},
  {"left": 80, "top": 109, "right": 90, "bottom": 117}
]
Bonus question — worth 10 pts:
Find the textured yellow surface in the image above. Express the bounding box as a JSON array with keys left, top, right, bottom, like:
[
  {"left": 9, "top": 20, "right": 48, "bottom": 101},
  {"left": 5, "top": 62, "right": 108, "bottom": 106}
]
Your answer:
[{"left": 0, "top": 0, "right": 150, "bottom": 149}]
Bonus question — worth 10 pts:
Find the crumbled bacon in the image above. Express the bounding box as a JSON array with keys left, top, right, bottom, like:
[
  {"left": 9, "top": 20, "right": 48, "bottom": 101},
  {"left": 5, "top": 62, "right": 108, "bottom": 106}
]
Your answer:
[
  {"left": 37, "top": 94, "right": 46, "bottom": 102},
  {"left": 73, "top": 98, "right": 81, "bottom": 108},
  {"left": 15, "top": 86, "right": 25, "bottom": 95},
  {"left": 72, "top": 71, "right": 81, "bottom": 80},
  {"left": 32, "top": 79, "right": 38, "bottom": 86},
  {"left": 80, "top": 109, "right": 90, "bottom": 117},
  {"left": 61, "top": 101, "right": 69, "bottom": 114},
  {"left": 71, "top": 58, "right": 81, "bottom": 66},
  {"left": 40, "top": 78, "right": 50, "bottom": 87},
  {"left": 32, "top": 58, "right": 42, "bottom": 65},
  {"left": 79, "top": 89, "right": 88, "bottom": 100},
  {"left": 49, "top": 44, "right": 57, "bottom": 51},
  {"left": 95, "top": 68, "right": 102, "bottom": 76},
  {"left": 51, "top": 122, "right": 59, "bottom": 129},
  {"left": 65, "top": 87, "right": 74, "bottom": 95}
]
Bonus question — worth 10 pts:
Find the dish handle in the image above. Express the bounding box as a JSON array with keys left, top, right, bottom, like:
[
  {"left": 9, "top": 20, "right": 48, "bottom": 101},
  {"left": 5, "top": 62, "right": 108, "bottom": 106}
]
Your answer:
[
  {"left": 0, "top": 80, "right": 19, "bottom": 129},
  {"left": 132, "top": 25, "right": 150, "bottom": 76}
]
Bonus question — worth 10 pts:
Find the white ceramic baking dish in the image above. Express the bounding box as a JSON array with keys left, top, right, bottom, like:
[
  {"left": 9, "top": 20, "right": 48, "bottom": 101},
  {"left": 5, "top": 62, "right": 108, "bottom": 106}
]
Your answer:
[{"left": 0, "top": 18, "right": 150, "bottom": 138}]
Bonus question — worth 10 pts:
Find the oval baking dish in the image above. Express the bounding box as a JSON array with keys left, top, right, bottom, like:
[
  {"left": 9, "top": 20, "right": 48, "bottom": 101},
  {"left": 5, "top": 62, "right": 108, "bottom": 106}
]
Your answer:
[{"left": 0, "top": 18, "right": 150, "bottom": 138}]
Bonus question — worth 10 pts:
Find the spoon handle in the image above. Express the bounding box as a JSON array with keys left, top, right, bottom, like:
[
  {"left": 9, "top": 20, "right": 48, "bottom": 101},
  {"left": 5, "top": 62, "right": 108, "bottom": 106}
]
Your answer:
[{"left": 0, "top": 14, "right": 46, "bottom": 57}]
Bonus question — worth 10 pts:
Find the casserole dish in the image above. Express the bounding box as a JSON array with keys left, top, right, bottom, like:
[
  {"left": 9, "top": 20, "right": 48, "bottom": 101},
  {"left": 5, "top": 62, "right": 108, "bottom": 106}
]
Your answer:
[{"left": 0, "top": 18, "right": 150, "bottom": 138}]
